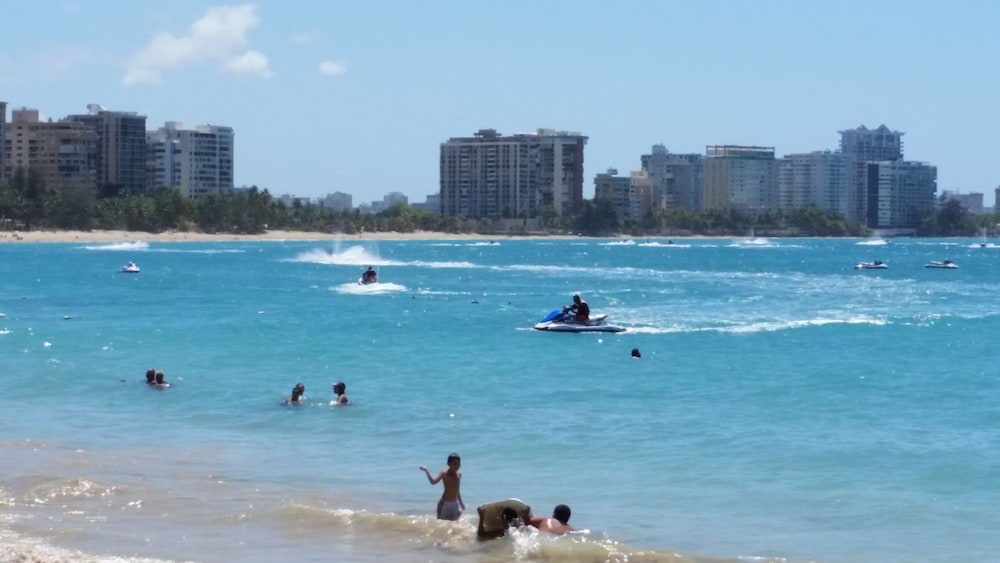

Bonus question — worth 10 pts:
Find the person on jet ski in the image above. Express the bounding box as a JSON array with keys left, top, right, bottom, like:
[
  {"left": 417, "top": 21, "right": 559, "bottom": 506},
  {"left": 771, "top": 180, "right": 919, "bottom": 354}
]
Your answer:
[
  {"left": 362, "top": 266, "right": 377, "bottom": 283},
  {"left": 564, "top": 294, "right": 590, "bottom": 323}
]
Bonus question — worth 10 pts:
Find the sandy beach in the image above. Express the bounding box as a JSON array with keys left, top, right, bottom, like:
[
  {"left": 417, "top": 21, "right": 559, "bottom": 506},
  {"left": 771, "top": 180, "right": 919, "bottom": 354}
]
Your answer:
[{"left": 0, "top": 229, "right": 591, "bottom": 244}]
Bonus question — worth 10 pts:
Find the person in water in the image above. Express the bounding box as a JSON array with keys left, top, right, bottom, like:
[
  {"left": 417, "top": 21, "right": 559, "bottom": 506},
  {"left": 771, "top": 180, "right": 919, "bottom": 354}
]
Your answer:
[
  {"left": 362, "top": 266, "right": 377, "bottom": 283},
  {"left": 331, "top": 381, "right": 349, "bottom": 405},
  {"left": 631, "top": 348, "right": 642, "bottom": 359},
  {"left": 154, "top": 370, "right": 170, "bottom": 388},
  {"left": 285, "top": 383, "right": 305, "bottom": 404},
  {"left": 564, "top": 294, "right": 590, "bottom": 323},
  {"left": 145, "top": 368, "right": 157, "bottom": 385},
  {"left": 419, "top": 452, "right": 465, "bottom": 520},
  {"left": 529, "top": 504, "right": 574, "bottom": 535}
]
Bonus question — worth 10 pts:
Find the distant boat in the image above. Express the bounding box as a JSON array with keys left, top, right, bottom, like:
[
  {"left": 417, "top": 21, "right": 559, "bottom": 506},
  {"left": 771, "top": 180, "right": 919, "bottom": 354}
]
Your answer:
[
  {"left": 120, "top": 261, "right": 140, "bottom": 274},
  {"left": 855, "top": 260, "right": 888, "bottom": 270},
  {"left": 926, "top": 260, "right": 958, "bottom": 269}
]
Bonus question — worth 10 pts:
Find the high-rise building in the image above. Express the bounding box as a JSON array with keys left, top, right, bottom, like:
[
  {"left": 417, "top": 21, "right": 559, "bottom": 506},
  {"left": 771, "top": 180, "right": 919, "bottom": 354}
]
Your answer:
[
  {"left": 640, "top": 145, "right": 704, "bottom": 211},
  {"left": 320, "top": 191, "right": 353, "bottom": 212},
  {"left": 839, "top": 124, "right": 904, "bottom": 223},
  {"left": 66, "top": 104, "right": 147, "bottom": 193},
  {"left": 940, "top": 190, "right": 984, "bottom": 214},
  {"left": 0, "top": 101, "right": 7, "bottom": 185},
  {"left": 594, "top": 168, "right": 632, "bottom": 219},
  {"left": 703, "top": 145, "right": 778, "bottom": 212},
  {"left": 865, "top": 160, "right": 936, "bottom": 228},
  {"left": 3, "top": 108, "right": 98, "bottom": 191},
  {"left": 777, "top": 151, "right": 850, "bottom": 216},
  {"left": 439, "top": 128, "right": 586, "bottom": 219},
  {"left": 146, "top": 121, "right": 234, "bottom": 197}
]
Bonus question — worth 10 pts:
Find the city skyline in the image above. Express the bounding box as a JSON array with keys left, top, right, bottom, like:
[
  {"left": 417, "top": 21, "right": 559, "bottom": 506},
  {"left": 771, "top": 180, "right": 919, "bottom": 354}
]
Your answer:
[{"left": 2, "top": 1, "right": 998, "bottom": 205}]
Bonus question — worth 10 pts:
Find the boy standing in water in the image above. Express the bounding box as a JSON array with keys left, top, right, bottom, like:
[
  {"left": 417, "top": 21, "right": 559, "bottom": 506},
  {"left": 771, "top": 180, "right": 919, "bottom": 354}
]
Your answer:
[{"left": 419, "top": 453, "right": 465, "bottom": 520}]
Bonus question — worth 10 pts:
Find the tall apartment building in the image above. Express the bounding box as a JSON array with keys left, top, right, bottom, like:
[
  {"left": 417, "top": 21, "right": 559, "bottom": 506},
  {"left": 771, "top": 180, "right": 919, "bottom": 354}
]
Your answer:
[
  {"left": 439, "top": 128, "right": 586, "bottom": 219},
  {"left": 3, "top": 108, "right": 97, "bottom": 191},
  {"left": 146, "top": 121, "right": 234, "bottom": 197},
  {"left": 640, "top": 145, "right": 704, "bottom": 211},
  {"left": 0, "top": 101, "right": 7, "bottom": 184},
  {"left": 777, "top": 151, "right": 850, "bottom": 216},
  {"left": 865, "top": 160, "right": 936, "bottom": 228},
  {"left": 320, "top": 191, "right": 353, "bottom": 212},
  {"left": 66, "top": 104, "right": 147, "bottom": 193},
  {"left": 839, "top": 124, "right": 903, "bottom": 223},
  {"left": 703, "top": 145, "right": 778, "bottom": 212},
  {"left": 594, "top": 168, "right": 633, "bottom": 220}
]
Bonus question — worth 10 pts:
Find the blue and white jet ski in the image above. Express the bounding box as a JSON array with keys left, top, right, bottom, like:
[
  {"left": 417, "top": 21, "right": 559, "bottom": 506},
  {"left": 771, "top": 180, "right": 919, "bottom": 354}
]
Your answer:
[{"left": 533, "top": 310, "right": 626, "bottom": 333}]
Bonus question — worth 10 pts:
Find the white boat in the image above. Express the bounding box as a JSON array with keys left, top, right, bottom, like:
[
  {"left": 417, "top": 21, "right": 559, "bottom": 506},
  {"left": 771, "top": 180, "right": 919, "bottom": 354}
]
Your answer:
[
  {"left": 533, "top": 310, "right": 626, "bottom": 333},
  {"left": 926, "top": 260, "right": 958, "bottom": 269},
  {"left": 120, "top": 261, "right": 140, "bottom": 273},
  {"left": 855, "top": 261, "right": 888, "bottom": 270}
]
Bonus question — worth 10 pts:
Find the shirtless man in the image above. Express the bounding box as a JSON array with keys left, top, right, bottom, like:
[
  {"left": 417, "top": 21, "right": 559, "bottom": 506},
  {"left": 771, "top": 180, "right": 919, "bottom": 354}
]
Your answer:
[{"left": 530, "top": 504, "right": 574, "bottom": 535}]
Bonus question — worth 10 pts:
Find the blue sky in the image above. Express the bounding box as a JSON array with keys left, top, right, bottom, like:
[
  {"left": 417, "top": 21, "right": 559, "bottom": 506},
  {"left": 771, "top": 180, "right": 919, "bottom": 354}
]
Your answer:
[{"left": 2, "top": 1, "right": 998, "bottom": 206}]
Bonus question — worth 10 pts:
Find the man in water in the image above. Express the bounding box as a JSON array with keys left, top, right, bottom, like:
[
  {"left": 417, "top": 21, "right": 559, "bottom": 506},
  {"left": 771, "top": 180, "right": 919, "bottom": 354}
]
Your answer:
[
  {"left": 564, "top": 294, "right": 589, "bottom": 323},
  {"left": 530, "top": 504, "right": 574, "bottom": 535}
]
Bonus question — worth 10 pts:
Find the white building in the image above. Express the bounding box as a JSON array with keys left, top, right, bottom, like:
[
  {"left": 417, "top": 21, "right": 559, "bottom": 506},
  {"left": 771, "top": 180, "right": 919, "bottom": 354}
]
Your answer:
[
  {"left": 640, "top": 145, "right": 704, "bottom": 211},
  {"left": 777, "top": 151, "right": 850, "bottom": 216},
  {"left": 146, "top": 121, "right": 234, "bottom": 197},
  {"left": 703, "top": 145, "right": 778, "bottom": 212}
]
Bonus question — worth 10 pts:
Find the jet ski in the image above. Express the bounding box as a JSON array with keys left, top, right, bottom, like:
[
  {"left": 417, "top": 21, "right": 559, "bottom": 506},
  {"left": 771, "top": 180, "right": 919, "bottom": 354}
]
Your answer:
[
  {"left": 358, "top": 267, "right": 378, "bottom": 285},
  {"left": 533, "top": 310, "right": 626, "bottom": 333},
  {"left": 120, "top": 261, "right": 140, "bottom": 273}
]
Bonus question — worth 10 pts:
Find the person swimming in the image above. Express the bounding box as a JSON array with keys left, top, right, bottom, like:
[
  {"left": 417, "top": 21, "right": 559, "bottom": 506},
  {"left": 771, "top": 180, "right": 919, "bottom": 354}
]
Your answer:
[
  {"left": 154, "top": 370, "right": 170, "bottom": 388},
  {"left": 331, "top": 381, "right": 349, "bottom": 405},
  {"left": 285, "top": 383, "right": 306, "bottom": 404},
  {"left": 145, "top": 368, "right": 156, "bottom": 385}
]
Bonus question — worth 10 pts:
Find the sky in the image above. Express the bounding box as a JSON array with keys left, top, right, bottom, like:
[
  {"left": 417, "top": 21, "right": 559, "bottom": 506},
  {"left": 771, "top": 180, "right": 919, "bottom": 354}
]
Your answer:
[{"left": 2, "top": 0, "right": 999, "bottom": 206}]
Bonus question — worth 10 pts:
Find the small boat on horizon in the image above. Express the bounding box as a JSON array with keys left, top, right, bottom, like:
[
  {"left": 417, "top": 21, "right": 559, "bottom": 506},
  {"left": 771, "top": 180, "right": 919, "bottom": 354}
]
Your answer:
[
  {"left": 926, "top": 260, "right": 958, "bottom": 269},
  {"left": 855, "top": 260, "right": 888, "bottom": 270},
  {"left": 120, "top": 261, "right": 140, "bottom": 273}
]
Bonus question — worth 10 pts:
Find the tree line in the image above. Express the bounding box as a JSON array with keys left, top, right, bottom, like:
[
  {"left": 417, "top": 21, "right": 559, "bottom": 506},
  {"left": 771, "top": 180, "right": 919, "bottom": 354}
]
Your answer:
[{"left": 0, "top": 166, "right": 993, "bottom": 237}]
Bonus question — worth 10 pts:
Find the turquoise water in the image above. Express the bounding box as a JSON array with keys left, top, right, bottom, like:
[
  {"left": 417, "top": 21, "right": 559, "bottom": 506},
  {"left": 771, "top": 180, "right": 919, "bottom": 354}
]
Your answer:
[{"left": 2, "top": 236, "right": 999, "bottom": 562}]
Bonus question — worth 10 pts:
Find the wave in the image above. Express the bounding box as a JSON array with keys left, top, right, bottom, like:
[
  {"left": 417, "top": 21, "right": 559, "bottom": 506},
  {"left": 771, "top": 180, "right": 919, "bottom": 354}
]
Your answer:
[
  {"left": 599, "top": 240, "right": 637, "bottom": 246},
  {"left": 856, "top": 239, "right": 890, "bottom": 246},
  {"left": 623, "top": 316, "right": 888, "bottom": 335},
  {"left": 639, "top": 241, "right": 692, "bottom": 248},
  {"left": 276, "top": 504, "right": 729, "bottom": 563},
  {"left": 331, "top": 282, "right": 408, "bottom": 294},
  {"left": 81, "top": 241, "right": 149, "bottom": 251}
]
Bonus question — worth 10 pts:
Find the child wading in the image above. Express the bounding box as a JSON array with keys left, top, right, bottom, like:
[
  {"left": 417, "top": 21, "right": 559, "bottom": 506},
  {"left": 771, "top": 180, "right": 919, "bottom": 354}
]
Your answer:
[{"left": 419, "top": 453, "right": 465, "bottom": 520}]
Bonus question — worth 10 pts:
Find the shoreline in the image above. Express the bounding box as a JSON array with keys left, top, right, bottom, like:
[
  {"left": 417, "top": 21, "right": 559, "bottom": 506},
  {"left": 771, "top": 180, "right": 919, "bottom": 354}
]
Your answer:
[{"left": 0, "top": 229, "right": 714, "bottom": 244}]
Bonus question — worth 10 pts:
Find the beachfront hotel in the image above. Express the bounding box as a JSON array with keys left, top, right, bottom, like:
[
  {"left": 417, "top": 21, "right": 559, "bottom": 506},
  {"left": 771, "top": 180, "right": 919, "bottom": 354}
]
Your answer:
[
  {"left": 864, "top": 160, "right": 937, "bottom": 229},
  {"left": 65, "top": 105, "right": 147, "bottom": 194},
  {"left": 702, "top": 145, "right": 779, "bottom": 212},
  {"left": 2, "top": 108, "right": 98, "bottom": 191},
  {"left": 439, "top": 128, "right": 587, "bottom": 219},
  {"left": 777, "top": 150, "right": 850, "bottom": 217},
  {"left": 839, "top": 124, "right": 904, "bottom": 222},
  {"left": 146, "top": 122, "right": 235, "bottom": 197}
]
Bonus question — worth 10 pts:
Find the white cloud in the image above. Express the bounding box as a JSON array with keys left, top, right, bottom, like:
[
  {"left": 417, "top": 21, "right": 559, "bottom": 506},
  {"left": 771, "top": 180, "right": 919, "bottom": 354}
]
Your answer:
[
  {"left": 318, "top": 59, "right": 347, "bottom": 77},
  {"left": 123, "top": 4, "right": 271, "bottom": 85}
]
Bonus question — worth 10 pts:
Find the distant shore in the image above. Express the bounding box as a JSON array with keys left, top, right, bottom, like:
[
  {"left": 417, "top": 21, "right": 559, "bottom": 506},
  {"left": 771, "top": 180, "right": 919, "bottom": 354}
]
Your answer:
[{"left": 0, "top": 229, "right": 610, "bottom": 244}]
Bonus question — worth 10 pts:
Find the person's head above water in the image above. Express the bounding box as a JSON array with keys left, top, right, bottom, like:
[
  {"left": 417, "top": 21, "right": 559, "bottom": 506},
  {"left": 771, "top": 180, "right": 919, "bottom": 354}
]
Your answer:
[
  {"left": 631, "top": 348, "right": 641, "bottom": 358},
  {"left": 291, "top": 383, "right": 305, "bottom": 400},
  {"left": 155, "top": 370, "right": 166, "bottom": 384},
  {"left": 146, "top": 369, "right": 156, "bottom": 384},
  {"left": 553, "top": 504, "right": 571, "bottom": 525},
  {"left": 332, "top": 381, "right": 346, "bottom": 394}
]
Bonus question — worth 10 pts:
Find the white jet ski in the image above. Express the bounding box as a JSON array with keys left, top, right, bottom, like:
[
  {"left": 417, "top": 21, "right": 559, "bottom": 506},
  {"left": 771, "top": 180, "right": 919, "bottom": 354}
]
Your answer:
[{"left": 533, "top": 310, "right": 626, "bottom": 333}]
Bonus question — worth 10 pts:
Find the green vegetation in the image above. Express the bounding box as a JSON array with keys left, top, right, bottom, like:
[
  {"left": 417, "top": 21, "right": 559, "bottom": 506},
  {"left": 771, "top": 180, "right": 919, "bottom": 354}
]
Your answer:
[{"left": 0, "top": 169, "right": 992, "bottom": 237}]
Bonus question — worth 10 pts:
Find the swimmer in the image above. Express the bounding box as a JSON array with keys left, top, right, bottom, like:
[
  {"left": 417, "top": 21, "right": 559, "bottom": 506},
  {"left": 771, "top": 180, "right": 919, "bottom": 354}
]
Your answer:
[
  {"left": 145, "top": 368, "right": 156, "bottom": 385},
  {"left": 631, "top": 348, "right": 642, "bottom": 359},
  {"left": 284, "top": 383, "right": 305, "bottom": 404},
  {"left": 154, "top": 370, "right": 170, "bottom": 388},
  {"left": 331, "top": 381, "right": 349, "bottom": 405},
  {"left": 530, "top": 504, "right": 574, "bottom": 535}
]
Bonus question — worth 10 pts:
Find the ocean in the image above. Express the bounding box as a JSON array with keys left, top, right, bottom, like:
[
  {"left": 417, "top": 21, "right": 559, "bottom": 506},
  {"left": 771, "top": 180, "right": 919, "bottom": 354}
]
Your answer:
[{"left": 2, "top": 236, "right": 998, "bottom": 563}]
